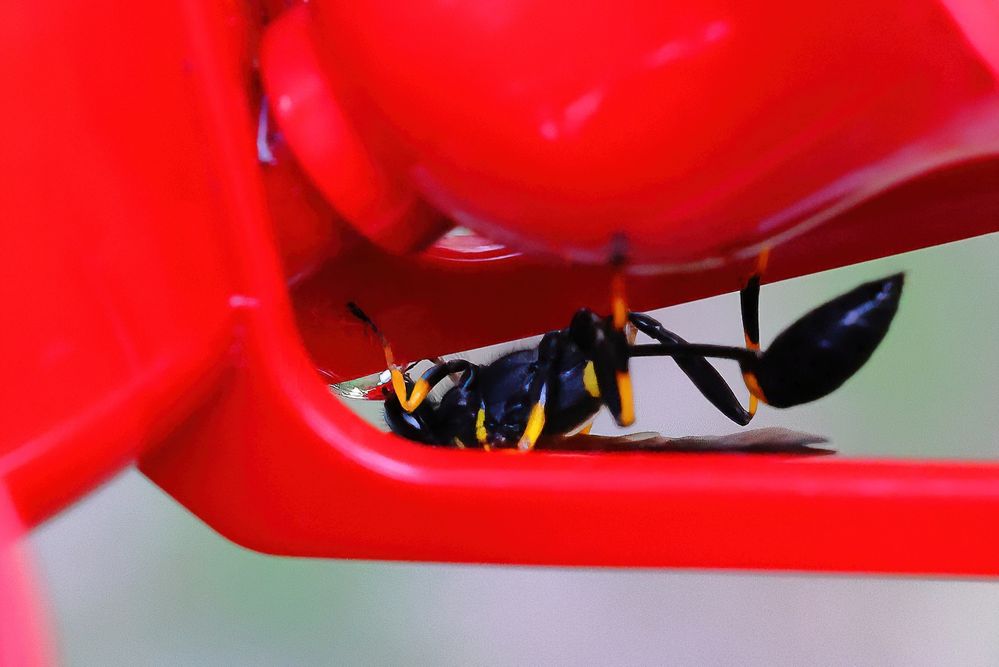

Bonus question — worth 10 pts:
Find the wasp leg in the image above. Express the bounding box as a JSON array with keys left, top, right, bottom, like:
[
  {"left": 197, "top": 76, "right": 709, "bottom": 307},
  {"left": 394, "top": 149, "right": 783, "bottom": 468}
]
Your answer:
[
  {"left": 402, "top": 359, "right": 488, "bottom": 433},
  {"left": 740, "top": 248, "right": 769, "bottom": 351},
  {"left": 568, "top": 238, "right": 636, "bottom": 428},
  {"left": 738, "top": 248, "right": 770, "bottom": 418},
  {"left": 566, "top": 269, "right": 637, "bottom": 429},
  {"left": 611, "top": 270, "right": 636, "bottom": 425},
  {"left": 429, "top": 356, "right": 466, "bottom": 385},
  {"left": 629, "top": 313, "right": 754, "bottom": 426},
  {"left": 516, "top": 332, "right": 570, "bottom": 451},
  {"left": 630, "top": 273, "right": 904, "bottom": 409},
  {"left": 625, "top": 251, "right": 768, "bottom": 425},
  {"left": 413, "top": 359, "right": 480, "bottom": 402},
  {"left": 563, "top": 235, "right": 638, "bottom": 428},
  {"left": 569, "top": 307, "right": 634, "bottom": 427}
]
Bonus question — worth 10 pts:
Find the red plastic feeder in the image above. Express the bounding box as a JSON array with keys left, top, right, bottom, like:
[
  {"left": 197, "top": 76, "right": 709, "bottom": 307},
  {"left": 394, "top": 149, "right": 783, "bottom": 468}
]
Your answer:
[{"left": 2, "top": 0, "right": 999, "bottom": 617}]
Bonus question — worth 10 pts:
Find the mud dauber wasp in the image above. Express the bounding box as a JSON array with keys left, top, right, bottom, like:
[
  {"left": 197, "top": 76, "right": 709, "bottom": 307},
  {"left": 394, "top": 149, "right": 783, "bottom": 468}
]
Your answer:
[{"left": 348, "top": 251, "right": 903, "bottom": 453}]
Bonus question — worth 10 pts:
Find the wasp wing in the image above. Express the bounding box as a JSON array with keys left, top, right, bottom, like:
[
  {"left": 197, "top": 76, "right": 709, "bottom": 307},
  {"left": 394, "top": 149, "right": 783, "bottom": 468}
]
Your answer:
[{"left": 536, "top": 427, "right": 834, "bottom": 455}]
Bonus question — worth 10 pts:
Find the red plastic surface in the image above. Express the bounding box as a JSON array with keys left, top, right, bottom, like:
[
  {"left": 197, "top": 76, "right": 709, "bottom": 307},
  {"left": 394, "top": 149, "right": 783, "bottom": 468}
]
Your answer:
[
  {"left": 1, "top": 0, "right": 999, "bottom": 589},
  {"left": 264, "top": 1, "right": 999, "bottom": 264}
]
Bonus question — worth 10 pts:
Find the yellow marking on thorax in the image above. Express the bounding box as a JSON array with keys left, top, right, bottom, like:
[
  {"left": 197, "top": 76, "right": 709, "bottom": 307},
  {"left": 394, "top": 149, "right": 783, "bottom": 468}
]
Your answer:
[{"left": 583, "top": 361, "right": 600, "bottom": 397}]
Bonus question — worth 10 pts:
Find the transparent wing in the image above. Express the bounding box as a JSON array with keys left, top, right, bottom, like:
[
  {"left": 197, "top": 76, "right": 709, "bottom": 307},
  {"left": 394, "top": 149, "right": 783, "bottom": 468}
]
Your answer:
[{"left": 536, "top": 427, "right": 834, "bottom": 456}]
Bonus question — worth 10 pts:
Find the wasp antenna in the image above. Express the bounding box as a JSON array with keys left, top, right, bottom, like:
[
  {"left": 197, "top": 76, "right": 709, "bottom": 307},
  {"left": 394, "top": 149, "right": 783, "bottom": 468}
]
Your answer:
[
  {"left": 347, "top": 301, "right": 395, "bottom": 357},
  {"left": 346, "top": 301, "right": 375, "bottom": 328},
  {"left": 347, "top": 301, "right": 385, "bottom": 337},
  {"left": 347, "top": 301, "right": 418, "bottom": 407}
]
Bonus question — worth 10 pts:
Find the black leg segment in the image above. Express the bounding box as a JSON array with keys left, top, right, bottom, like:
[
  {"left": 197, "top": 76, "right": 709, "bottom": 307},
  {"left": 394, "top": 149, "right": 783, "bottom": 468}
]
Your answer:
[
  {"left": 628, "top": 313, "right": 754, "bottom": 426},
  {"left": 516, "top": 332, "right": 568, "bottom": 450}
]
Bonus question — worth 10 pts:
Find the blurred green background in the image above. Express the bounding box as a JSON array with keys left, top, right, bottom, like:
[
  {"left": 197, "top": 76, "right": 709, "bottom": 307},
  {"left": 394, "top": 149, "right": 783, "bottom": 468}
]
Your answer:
[{"left": 31, "top": 233, "right": 999, "bottom": 665}]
